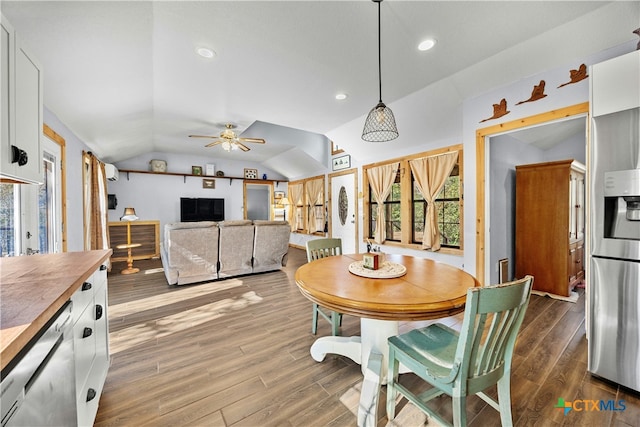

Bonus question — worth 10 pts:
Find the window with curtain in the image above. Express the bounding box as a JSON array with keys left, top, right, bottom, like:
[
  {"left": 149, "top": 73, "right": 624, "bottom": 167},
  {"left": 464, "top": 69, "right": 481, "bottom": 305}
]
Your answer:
[
  {"left": 413, "top": 164, "right": 460, "bottom": 248},
  {"left": 289, "top": 174, "right": 325, "bottom": 235},
  {"left": 363, "top": 144, "right": 463, "bottom": 253},
  {"left": 369, "top": 170, "right": 401, "bottom": 242}
]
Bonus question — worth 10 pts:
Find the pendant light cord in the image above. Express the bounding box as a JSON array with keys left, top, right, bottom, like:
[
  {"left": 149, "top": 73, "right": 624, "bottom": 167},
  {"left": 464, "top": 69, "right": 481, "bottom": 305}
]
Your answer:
[{"left": 377, "top": 0, "right": 382, "bottom": 103}]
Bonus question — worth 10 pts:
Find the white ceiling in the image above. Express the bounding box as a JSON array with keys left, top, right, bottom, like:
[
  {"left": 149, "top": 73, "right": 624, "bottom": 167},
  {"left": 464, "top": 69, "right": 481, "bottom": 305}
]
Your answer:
[{"left": 0, "top": 1, "right": 630, "bottom": 174}]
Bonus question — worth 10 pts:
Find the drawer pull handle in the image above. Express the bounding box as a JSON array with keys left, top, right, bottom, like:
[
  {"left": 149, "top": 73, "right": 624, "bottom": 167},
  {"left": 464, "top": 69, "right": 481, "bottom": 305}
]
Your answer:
[
  {"left": 82, "top": 282, "right": 92, "bottom": 291},
  {"left": 82, "top": 327, "right": 93, "bottom": 338},
  {"left": 100, "top": 264, "right": 107, "bottom": 271},
  {"left": 86, "top": 388, "right": 97, "bottom": 402},
  {"left": 95, "top": 305, "right": 103, "bottom": 320}
]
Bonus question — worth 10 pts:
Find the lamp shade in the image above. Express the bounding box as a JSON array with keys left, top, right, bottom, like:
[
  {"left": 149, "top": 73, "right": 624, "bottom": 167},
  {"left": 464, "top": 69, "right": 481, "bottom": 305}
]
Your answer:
[
  {"left": 120, "top": 207, "right": 138, "bottom": 221},
  {"left": 362, "top": 101, "right": 399, "bottom": 142}
]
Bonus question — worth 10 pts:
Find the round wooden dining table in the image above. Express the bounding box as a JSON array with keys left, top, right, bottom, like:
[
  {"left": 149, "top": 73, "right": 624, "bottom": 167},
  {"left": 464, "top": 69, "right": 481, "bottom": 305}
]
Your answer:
[{"left": 294, "top": 253, "right": 479, "bottom": 427}]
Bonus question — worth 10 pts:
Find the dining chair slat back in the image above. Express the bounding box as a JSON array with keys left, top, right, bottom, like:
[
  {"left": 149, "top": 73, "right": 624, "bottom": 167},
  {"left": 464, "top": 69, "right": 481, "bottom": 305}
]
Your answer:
[
  {"left": 305, "top": 238, "right": 343, "bottom": 336},
  {"left": 386, "top": 275, "right": 534, "bottom": 427}
]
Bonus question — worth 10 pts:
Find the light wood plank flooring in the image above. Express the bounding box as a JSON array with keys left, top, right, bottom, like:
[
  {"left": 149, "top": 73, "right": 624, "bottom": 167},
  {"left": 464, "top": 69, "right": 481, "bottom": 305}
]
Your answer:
[{"left": 96, "top": 248, "right": 640, "bottom": 426}]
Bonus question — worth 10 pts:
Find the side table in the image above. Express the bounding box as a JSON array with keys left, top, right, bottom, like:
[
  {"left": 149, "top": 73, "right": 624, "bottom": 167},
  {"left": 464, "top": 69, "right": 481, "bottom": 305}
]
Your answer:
[{"left": 116, "top": 243, "right": 142, "bottom": 274}]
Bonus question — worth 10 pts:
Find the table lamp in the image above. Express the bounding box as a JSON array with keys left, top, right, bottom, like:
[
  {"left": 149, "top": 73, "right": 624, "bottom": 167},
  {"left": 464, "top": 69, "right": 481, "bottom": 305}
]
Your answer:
[{"left": 118, "top": 207, "right": 141, "bottom": 274}]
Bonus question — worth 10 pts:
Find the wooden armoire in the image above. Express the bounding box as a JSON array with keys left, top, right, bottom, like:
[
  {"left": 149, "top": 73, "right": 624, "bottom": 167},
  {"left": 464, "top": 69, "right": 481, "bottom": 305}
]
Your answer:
[{"left": 515, "top": 159, "right": 585, "bottom": 297}]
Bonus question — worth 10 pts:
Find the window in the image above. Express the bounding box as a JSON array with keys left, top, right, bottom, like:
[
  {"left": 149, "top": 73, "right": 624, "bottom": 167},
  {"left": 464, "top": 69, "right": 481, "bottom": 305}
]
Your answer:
[
  {"left": 369, "top": 170, "right": 401, "bottom": 241},
  {"left": 39, "top": 153, "right": 56, "bottom": 252},
  {"left": 289, "top": 175, "right": 326, "bottom": 235},
  {"left": 363, "top": 144, "right": 463, "bottom": 253},
  {"left": 0, "top": 184, "right": 18, "bottom": 256},
  {"left": 412, "top": 165, "right": 461, "bottom": 248}
]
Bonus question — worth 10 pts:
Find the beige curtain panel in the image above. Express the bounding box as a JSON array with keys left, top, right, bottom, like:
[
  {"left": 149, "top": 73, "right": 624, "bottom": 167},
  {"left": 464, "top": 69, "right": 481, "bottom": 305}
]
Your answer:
[
  {"left": 305, "top": 178, "right": 323, "bottom": 234},
  {"left": 409, "top": 151, "right": 458, "bottom": 251},
  {"left": 366, "top": 162, "right": 400, "bottom": 244},
  {"left": 84, "top": 152, "right": 110, "bottom": 256},
  {"left": 288, "top": 183, "right": 303, "bottom": 232}
]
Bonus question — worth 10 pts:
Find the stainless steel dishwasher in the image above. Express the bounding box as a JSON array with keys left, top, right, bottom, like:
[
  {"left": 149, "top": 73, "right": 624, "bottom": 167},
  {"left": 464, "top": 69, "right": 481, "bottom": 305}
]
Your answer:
[{"left": 1, "top": 301, "right": 76, "bottom": 426}]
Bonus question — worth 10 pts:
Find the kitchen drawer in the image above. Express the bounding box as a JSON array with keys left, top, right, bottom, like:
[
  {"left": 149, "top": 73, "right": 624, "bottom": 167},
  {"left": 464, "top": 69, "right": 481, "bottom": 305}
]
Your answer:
[
  {"left": 94, "top": 280, "right": 109, "bottom": 374},
  {"left": 92, "top": 264, "right": 108, "bottom": 292},
  {"left": 71, "top": 278, "right": 96, "bottom": 324},
  {"left": 76, "top": 377, "right": 103, "bottom": 427},
  {"left": 74, "top": 302, "right": 96, "bottom": 394}
]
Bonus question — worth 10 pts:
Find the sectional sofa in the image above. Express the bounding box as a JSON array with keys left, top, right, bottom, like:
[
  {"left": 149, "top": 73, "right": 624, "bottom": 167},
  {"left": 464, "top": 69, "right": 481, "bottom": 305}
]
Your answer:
[{"left": 160, "top": 220, "right": 290, "bottom": 285}]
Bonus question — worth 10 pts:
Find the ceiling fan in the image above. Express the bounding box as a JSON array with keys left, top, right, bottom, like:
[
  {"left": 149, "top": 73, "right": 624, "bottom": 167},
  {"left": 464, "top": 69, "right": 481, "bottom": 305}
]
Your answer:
[{"left": 189, "top": 123, "right": 266, "bottom": 152}]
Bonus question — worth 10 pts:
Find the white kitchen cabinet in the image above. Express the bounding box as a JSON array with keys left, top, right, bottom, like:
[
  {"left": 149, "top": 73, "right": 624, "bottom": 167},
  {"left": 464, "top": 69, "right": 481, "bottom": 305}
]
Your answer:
[
  {"left": 591, "top": 50, "right": 640, "bottom": 117},
  {"left": 0, "top": 14, "right": 43, "bottom": 184},
  {"left": 71, "top": 264, "right": 110, "bottom": 427}
]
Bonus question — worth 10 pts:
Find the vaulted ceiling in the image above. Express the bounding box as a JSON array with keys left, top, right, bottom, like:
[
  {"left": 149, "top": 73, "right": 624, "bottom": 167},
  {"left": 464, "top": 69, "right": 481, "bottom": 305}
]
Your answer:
[{"left": 2, "top": 1, "right": 634, "bottom": 176}]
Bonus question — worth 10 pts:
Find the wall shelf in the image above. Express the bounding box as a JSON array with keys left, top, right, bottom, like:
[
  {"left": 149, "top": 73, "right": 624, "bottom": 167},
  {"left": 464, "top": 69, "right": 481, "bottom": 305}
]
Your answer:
[{"left": 118, "top": 169, "right": 288, "bottom": 185}]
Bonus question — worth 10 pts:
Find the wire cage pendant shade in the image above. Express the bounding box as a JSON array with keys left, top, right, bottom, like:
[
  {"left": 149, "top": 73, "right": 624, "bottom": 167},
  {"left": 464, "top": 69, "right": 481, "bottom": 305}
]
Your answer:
[{"left": 362, "top": 0, "right": 398, "bottom": 142}]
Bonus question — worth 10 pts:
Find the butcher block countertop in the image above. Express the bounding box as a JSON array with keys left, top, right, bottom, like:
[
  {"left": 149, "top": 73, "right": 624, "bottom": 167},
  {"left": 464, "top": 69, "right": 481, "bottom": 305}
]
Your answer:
[{"left": 0, "top": 250, "right": 111, "bottom": 371}]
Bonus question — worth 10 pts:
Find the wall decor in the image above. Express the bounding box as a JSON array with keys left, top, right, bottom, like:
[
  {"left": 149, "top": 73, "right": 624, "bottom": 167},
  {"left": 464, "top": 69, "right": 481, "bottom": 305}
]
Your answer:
[
  {"left": 149, "top": 159, "right": 167, "bottom": 173},
  {"left": 332, "top": 154, "right": 351, "bottom": 171},
  {"left": 216, "top": 170, "right": 225, "bottom": 177},
  {"left": 205, "top": 163, "right": 216, "bottom": 176},
  {"left": 516, "top": 80, "right": 547, "bottom": 105},
  {"left": 635, "top": 27, "right": 640, "bottom": 50},
  {"left": 338, "top": 186, "right": 348, "bottom": 226},
  {"left": 557, "top": 64, "right": 588, "bottom": 88},
  {"left": 192, "top": 165, "right": 202, "bottom": 175},
  {"left": 202, "top": 178, "right": 215, "bottom": 189},
  {"left": 274, "top": 190, "right": 285, "bottom": 201},
  {"left": 479, "top": 98, "right": 510, "bottom": 123},
  {"left": 244, "top": 168, "right": 258, "bottom": 179}
]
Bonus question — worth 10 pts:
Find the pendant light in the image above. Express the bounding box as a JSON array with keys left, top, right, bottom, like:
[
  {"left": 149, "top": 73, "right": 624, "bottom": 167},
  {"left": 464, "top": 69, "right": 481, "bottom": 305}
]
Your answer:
[{"left": 362, "top": 0, "right": 398, "bottom": 142}]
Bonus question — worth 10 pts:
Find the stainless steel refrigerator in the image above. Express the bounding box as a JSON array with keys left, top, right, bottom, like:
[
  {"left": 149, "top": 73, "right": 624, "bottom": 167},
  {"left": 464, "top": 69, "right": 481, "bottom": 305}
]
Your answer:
[{"left": 589, "top": 106, "right": 640, "bottom": 392}]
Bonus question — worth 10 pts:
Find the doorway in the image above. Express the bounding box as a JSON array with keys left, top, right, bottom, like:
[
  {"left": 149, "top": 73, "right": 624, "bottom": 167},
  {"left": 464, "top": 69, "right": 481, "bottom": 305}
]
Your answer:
[
  {"left": 475, "top": 103, "right": 589, "bottom": 285},
  {"left": 329, "top": 169, "right": 358, "bottom": 254},
  {"left": 243, "top": 180, "right": 273, "bottom": 220}
]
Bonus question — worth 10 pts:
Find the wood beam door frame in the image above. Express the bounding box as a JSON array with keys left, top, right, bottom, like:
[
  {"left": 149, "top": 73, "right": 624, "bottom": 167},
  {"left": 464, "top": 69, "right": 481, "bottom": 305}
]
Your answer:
[{"left": 475, "top": 102, "right": 589, "bottom": 285}]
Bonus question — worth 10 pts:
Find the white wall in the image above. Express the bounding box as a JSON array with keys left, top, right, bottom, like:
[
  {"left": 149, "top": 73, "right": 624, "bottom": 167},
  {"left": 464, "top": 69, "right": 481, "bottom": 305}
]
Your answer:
[
  {"left": 107, "top": 152, "right": 287, "bottom": 241},
  {"left": 43, "top": 108, "right": 93, "bottom": 252}
]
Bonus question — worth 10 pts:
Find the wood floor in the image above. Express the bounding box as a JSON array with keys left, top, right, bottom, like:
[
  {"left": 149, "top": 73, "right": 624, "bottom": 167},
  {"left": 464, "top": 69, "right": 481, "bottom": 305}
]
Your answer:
[{"left": 96, "top": 248, "right": 640, "bottom": 427}]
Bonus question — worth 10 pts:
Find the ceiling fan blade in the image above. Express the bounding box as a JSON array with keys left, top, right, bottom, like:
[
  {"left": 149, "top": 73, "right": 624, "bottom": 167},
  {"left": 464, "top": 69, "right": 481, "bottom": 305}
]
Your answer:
[
  {"left": 189, "top": 134, "right": 218, "bottom": 139},
  {"left": 239, "top": 137, "right": 266, "bottom": 144},
  {"left": 204, "top": 140, "right": 224, "bottom": 148},
  {"left": 236, "top": 142, "right": 251, "bottom": 151}
]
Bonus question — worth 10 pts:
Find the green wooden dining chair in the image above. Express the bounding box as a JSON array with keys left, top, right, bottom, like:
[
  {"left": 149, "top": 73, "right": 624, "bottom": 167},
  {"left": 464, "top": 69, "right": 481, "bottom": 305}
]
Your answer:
[
  {"left": 305, "top": 238, "right": 343, "bottom": 336},
  {"left": 386, "top": 275, "right": 534, "bottom": 427}
]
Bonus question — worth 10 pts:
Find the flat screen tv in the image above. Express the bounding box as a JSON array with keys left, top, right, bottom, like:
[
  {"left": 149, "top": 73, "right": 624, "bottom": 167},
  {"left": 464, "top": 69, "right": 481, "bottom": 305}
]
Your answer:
[{"left": 180, "top": 198, "right": 225, "bottom": 222}]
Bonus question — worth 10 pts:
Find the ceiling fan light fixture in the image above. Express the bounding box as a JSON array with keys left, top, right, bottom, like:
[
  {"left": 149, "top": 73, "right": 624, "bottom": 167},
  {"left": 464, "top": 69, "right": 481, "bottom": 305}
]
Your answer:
[{"left": 362, "top": 0, "right": 398, "bottom": 143}]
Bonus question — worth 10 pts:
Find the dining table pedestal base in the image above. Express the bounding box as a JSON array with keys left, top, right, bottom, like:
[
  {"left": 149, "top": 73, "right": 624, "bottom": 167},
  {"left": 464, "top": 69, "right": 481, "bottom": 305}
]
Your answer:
[{"left": 309, "top": 318, "right": 406, "bottom": 427}]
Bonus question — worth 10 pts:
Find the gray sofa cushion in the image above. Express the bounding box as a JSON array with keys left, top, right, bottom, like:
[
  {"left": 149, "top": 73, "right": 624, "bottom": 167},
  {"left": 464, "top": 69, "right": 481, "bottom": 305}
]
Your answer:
[
  {"left": 252, "top": 222, "right": 290, "bottom": 273},
  {"left": 162, "top": 222, "right": 219, "bottom": 285},
  {"left": 218, "top": 222, "right": 255, "bottom": 278}
]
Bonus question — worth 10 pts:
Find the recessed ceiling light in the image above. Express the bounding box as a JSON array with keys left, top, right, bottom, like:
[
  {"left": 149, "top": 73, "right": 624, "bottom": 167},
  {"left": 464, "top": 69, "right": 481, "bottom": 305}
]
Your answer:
[
  {"left": 418, "top": 39, "right": 436, "bottom": 51},
  {"left": 335, "top": 93, "right": 348, "bottom": 100},
  {"left": 196, "top": 47, "right": 216, "bottom": 59}
]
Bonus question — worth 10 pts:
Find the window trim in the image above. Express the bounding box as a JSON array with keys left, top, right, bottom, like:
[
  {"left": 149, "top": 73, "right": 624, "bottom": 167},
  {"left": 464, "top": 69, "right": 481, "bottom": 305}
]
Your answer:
[{"left": 362, "top": 144, "right": 463, "bottom": 255}]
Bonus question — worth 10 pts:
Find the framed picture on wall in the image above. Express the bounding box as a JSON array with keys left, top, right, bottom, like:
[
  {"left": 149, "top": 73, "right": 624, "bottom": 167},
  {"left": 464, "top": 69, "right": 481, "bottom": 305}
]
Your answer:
[
  {"left": 192, "top": 166, "right": 202, "bottom": 176},
  {"left": 332, "top": 154, "right": 350, "bottom": 171},
  {"left": 244, "top": 168, "right": 258, "bottom": 179}
]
